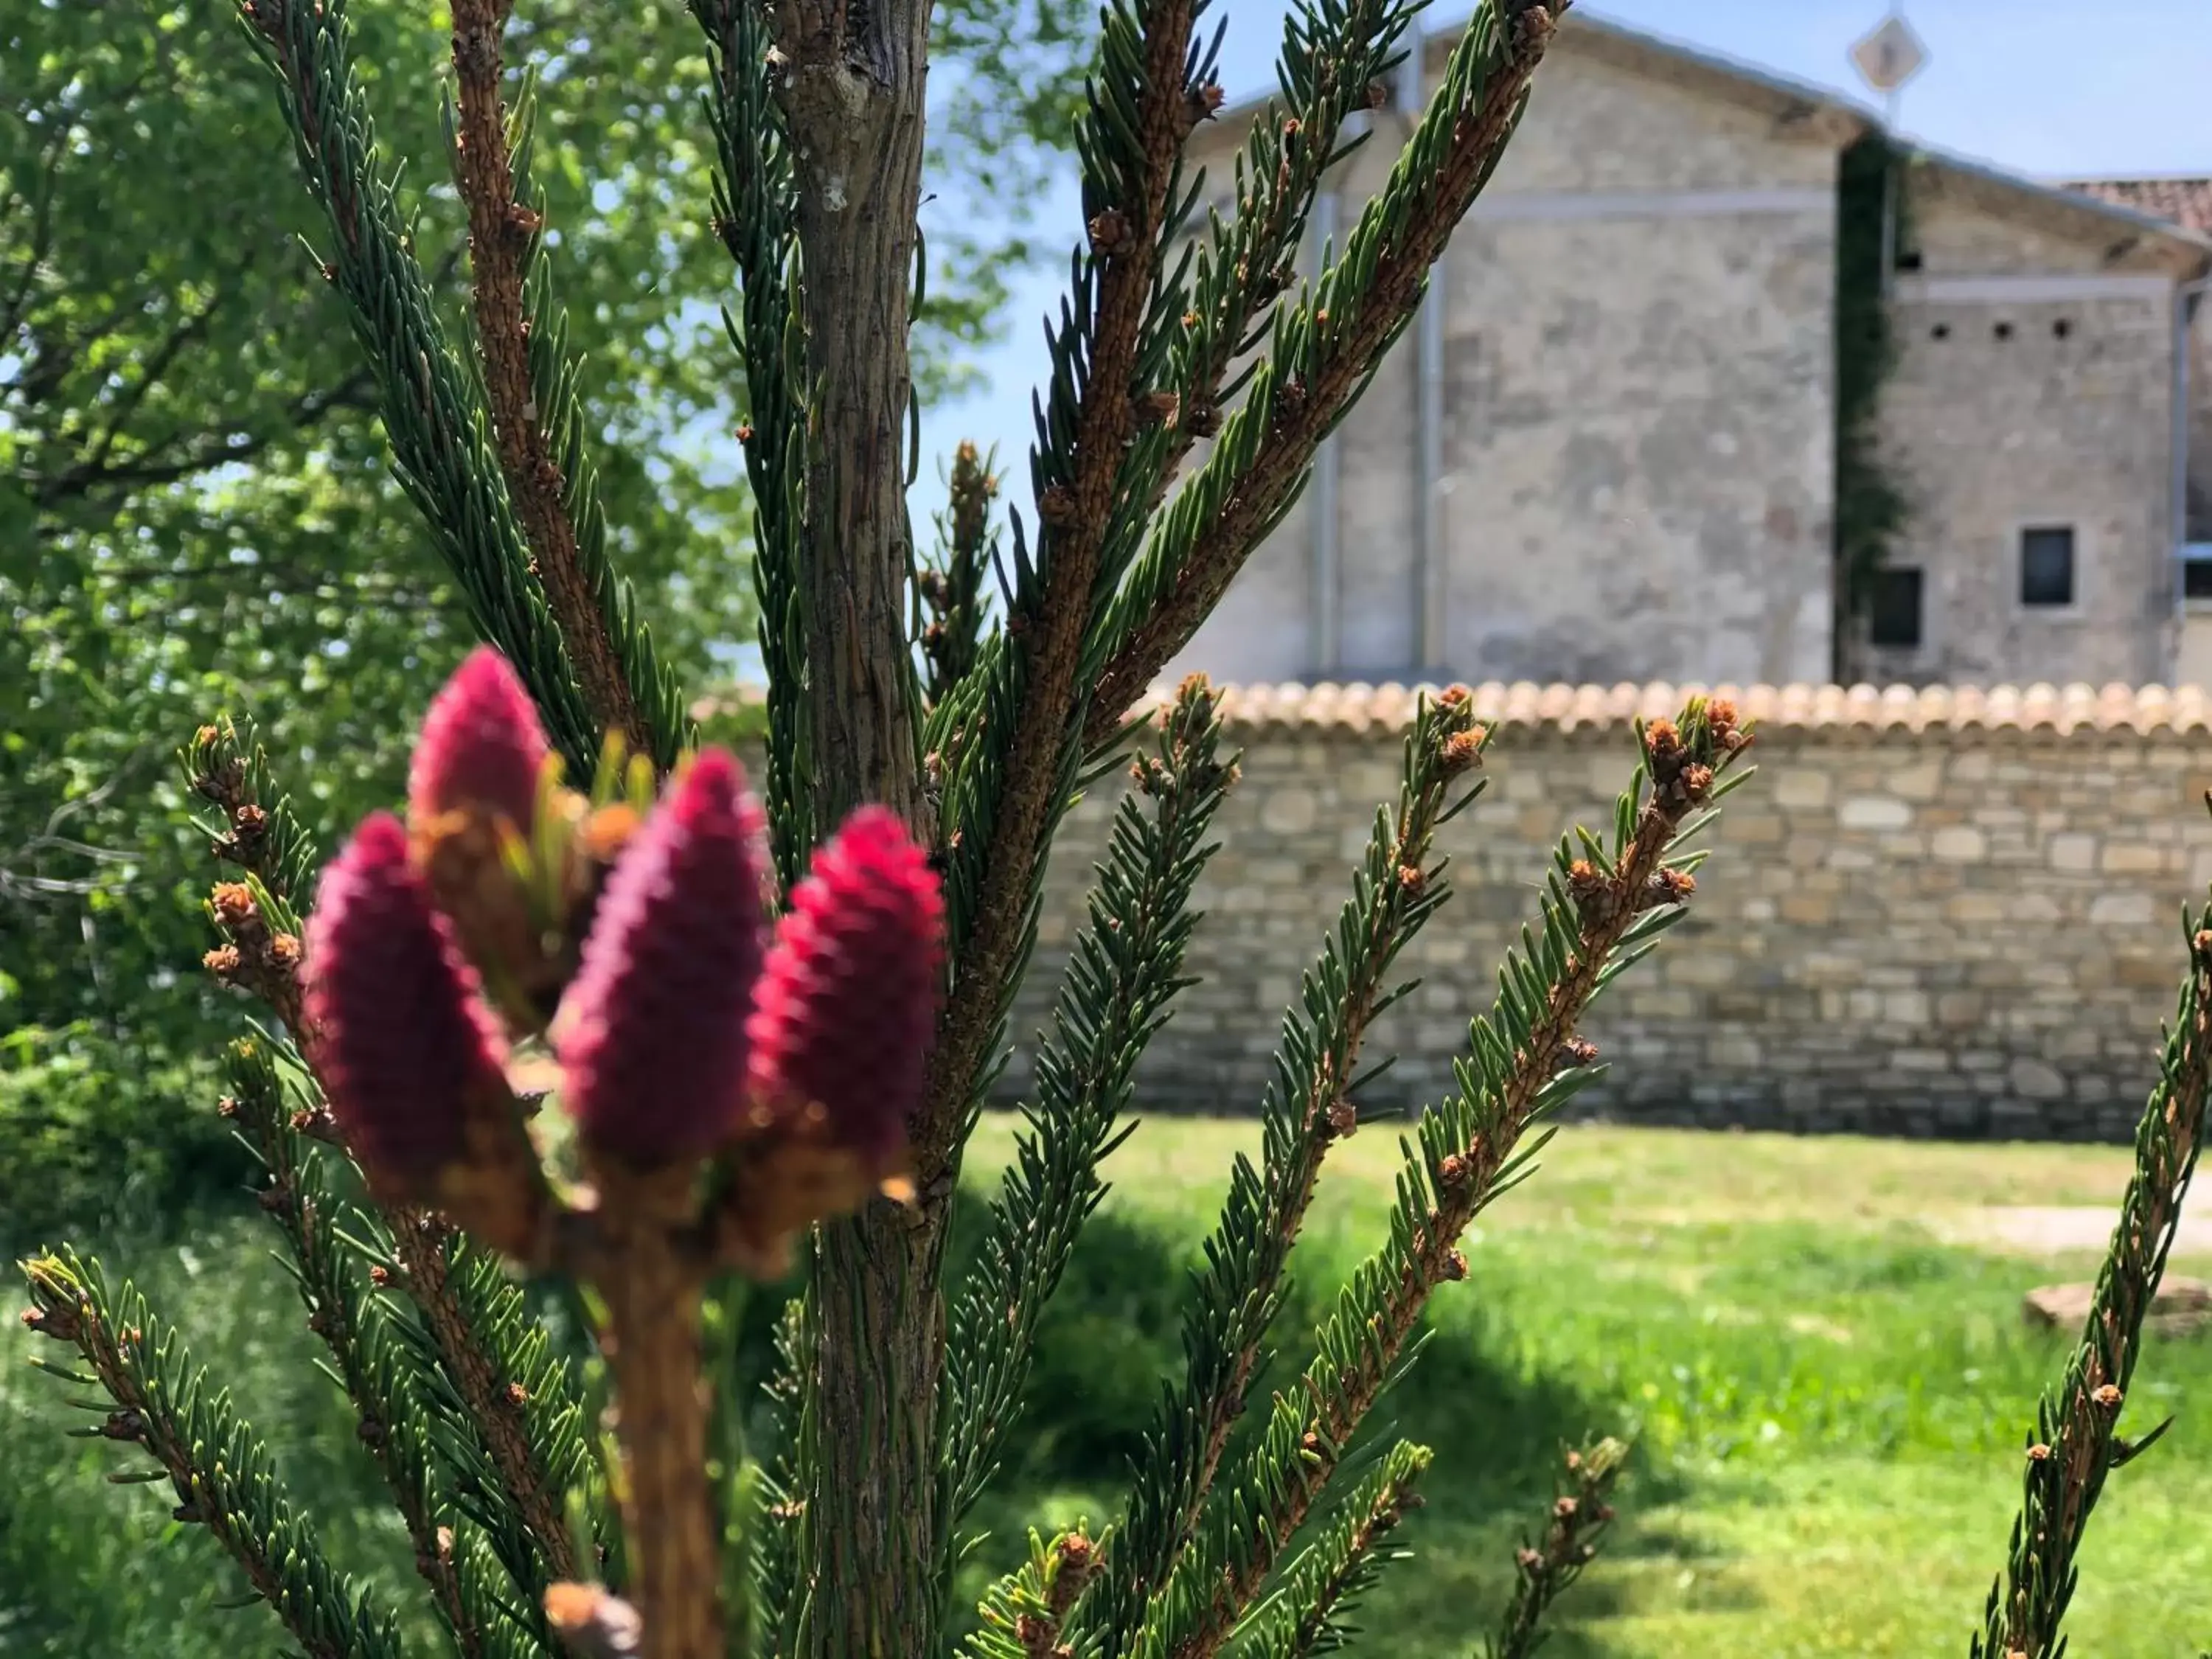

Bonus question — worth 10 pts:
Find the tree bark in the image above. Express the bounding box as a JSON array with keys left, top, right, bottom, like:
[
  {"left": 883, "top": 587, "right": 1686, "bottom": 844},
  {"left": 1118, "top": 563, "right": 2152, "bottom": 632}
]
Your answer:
[{"left": 771, "top": 2, "right": 938, "bottom": 1653}]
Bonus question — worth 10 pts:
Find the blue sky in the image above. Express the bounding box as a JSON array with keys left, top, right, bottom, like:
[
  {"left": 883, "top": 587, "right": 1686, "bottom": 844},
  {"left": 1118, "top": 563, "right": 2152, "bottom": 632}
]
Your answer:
[{"left": 911, "top": 0, "right": 2212, "bottom": 530}]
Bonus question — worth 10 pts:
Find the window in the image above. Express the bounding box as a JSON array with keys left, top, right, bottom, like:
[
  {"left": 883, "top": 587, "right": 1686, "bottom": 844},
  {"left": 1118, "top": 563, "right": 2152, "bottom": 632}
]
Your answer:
[
  {"left": 1868, "top": 567, "right": 1924, "bottom": 649},
  {"left": 2020, "top": 526, "right": 2076, "bottom": 608},
  {"left": 2184, "top": 556, "right": 2212, "bottom": 603}
]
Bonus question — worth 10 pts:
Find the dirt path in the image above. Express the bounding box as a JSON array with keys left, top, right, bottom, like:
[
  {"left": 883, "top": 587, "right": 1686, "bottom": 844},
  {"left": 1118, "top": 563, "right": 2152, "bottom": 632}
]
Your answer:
[{"left": 1935, "top": 1205, "right": 2212, "bottom": 1256}]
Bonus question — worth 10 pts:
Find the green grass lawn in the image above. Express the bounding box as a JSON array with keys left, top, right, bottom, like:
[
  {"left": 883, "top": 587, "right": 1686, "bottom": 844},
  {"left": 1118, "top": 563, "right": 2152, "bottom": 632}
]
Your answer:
[{"left": 5, "top": 1118, "right": 2209, "bottom": 1656}]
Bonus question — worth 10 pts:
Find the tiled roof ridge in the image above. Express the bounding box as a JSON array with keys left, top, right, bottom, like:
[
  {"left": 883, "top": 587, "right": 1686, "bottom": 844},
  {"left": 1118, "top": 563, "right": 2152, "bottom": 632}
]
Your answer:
[
  {"left": 696, "top": 680, "right": 2212, "bottom": 737},
  {"left": 1149, "top": 680, "right": 2212, "bottom": 737},
  {"left": 2057, "top": 175, "right": 2212, "bottom": 237}
]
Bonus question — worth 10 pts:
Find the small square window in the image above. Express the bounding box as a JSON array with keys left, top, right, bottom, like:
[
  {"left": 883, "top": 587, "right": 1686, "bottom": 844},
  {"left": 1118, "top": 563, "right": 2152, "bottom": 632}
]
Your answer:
[
  {"left": 2020, "top": 526, "right": 2076, "bottom": 608},
  {"left": 2184, "top": 558, "right": 2212, "bottom": 602},
  {"left": 1868, "top": 566, "right": 1924, "bottom": 649}
]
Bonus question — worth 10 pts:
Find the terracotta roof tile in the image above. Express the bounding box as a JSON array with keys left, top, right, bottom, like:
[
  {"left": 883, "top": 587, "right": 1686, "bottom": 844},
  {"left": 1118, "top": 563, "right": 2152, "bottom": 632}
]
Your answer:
[
  {"left": 698, "top": 681, "right": 2212, "bottom": 740},
  {"left": 1152, "top": 681, "right": 2212, "bottom": 738},
  {"left": 2059, "top": 177, "right": 2212, "bottom": 237}
]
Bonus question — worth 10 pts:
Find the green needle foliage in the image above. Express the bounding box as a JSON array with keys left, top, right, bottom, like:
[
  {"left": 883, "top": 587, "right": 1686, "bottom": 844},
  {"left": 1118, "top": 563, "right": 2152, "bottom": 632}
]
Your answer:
[
  {"left": 21, "top": 1249, "right": 407, "bottom": 1659},
  {"left": 15, "top": 1, "right": 2212, "bottom": 1657}
]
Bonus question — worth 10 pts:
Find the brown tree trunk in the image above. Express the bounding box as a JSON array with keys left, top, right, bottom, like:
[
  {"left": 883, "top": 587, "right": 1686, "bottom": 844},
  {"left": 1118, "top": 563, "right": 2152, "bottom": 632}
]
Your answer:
[{"left": 772, "top": 3, "right": 939, "bottom": 1653}]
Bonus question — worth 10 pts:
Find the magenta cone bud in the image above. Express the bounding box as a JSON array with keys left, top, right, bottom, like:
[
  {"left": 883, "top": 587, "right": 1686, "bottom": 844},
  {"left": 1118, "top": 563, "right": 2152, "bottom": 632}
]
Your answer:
[
  {"left": 556, "top": 749, "right": 768, "bottom": 1166},
  {"left": 303, "top": 814, "right": 511, "bottom": 1192},
  {"left": 407, "top": 645, "right": 549, "bottom": 833},
  {"left": 745, "top": 807, "right": 944, "bottom": 1163}
]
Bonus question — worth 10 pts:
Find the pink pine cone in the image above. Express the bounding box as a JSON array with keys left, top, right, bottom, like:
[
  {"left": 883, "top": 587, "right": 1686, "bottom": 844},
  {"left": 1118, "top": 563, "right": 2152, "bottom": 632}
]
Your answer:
[
  {"left": 556, "top": 748, "right": 768, "bottom": 1166},
  {"left": 407, "top": 645, "right": 549, "bottom": 832},
  {"left": 303, "top": 813, "right": 511, "bottom": 1190},
  {"left": 745, "top": 806, "right": 945, "bottom": 1163}
]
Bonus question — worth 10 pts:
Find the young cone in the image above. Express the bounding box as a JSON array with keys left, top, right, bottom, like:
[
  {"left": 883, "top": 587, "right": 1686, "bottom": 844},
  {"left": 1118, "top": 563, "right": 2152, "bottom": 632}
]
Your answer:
[
  {"left": 556, "top": 749, "right": 768, "bottom": 1169},
  {"left": 407, "top": 644, "right": 551, "bottom": 832},
  {"left": 302, "top": 814, "right": 518, "bottom": 1206},
  {"left": 406, "top": 646, "right": 568, "bottom": 1032},
  {"left": 715, "top": 807, "right": 942, "bottom": 1267}
]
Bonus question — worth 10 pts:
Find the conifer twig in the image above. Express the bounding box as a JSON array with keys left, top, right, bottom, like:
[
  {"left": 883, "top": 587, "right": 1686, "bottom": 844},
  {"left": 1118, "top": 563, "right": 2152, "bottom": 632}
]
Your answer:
[
  {"left": 236, "top": 0, "right": 614, "bottom": 775},
  {"left": 1487, "top": 1439, "right": 1627, "bottom": 1659},
  {"left": 446, "top": 0, "right": 655, "bottom": 764},
  {"left": 917, "top": 0, "right": 1209, "bottom": 1178},
  {"left": 181, "top": 716, "right": 594, "bottom": 1593},
  {"left": 1085, "top": 690, "right": 1488, "bottom": 1654},
  {"left": 1087, "top": 0, "right": 1568, "bottom": 745},
  {"left": 223, "top": 1040, "right": 484, "bottom": 1656},
  {"left": 586, "top": 1169, "right": 723, "bottom": 1659},
  {"left": 942, "top": 675, "right": 1239, "bottom": 1559},
  {"left": 18, "top": 1253, "right": 405, "bottom": 1659},
  {"left": 1235, "top": 1440, "right": 1431, "bottom": 1659},
  {"left": 1972, "top": 903, "right": 2212, "bottom": 1659},
  {"left": 1148, "top": 0, "right": 1425, "bottom": 510},
  {"left": 388, "top": 1213, "right": 586, "bottom": 1588},
  {"left": 1149, "top": 700, "right": 1750, "bottom": 1659},
  {"left": 688, "top": 0, "right": 812, "bottom": 891},
  {"left": 919, "top": 441, "right": 1000, "bottom": 709}
]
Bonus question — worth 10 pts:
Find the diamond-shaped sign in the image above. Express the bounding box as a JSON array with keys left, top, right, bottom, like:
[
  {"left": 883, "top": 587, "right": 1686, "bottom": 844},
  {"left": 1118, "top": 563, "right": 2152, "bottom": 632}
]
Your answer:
[{"left": 1850, "top": 14, "right": 1928, "bottom": 94}]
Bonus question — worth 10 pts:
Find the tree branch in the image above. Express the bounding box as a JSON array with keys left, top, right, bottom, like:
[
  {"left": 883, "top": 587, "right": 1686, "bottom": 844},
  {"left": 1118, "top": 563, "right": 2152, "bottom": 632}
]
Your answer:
[
  {"left": 918, "top": 0, "right": 1203, "bottom": 1191},
  {"left": 1085, "top": 689, "right": 1487, "bottom": 1655},
  {"left": 223, "top": 1043, "right": 486, "bottom": 1658},
  {"left": 1973, "top": 900, "right": 2212, "bottom": 1658},
  {"left": 941, "top": 677, "right": 1239, "bottom": 1565},
  {"left": 1085, "top": 0, "right": 1568, "bottom": 746},
  {"left": 1487, "top": 1439, "right": 1627, "bottom": 1659},
  {"left": 19, "top": 1253, "right": 406, "bottom": 1659},
  {"left": 447, "top": 0, "right": 652, "bottom": 762},
  {"left": 1153, "top": 699, "right": 1750, "bottom": 1659}
]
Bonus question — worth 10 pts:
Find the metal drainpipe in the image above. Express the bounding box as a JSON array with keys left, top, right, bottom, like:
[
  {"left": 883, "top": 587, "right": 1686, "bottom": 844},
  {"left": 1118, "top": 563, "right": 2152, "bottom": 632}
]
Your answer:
[
  {"left": 1415, "top": 256, "right": 1447, "bottom": 675},
  {"left": 1310, "top": 189, "right": 1343, "bottom": 678},
  {"left": 1399, "top": 24, "right": 1444, "bottom": 675},
  {"left": 2173, "top": 274, "right": 2208, "bottom": 648}
]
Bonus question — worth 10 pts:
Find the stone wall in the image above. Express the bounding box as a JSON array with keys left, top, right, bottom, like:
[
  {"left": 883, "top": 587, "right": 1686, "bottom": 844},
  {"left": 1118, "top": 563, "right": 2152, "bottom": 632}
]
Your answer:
[
  {"left": 996, "top": 681, "right": 2212, "bottom": 1143},
  {"left": 1867, "top": 169, "right": 2187, "bottom": 689}
]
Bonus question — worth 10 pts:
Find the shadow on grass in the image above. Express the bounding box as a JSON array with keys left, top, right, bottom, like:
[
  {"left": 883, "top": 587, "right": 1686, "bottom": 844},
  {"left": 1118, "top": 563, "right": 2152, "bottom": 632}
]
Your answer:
[{"left": 933, "top": 1203, "right": 1700, "bottom": 1652}]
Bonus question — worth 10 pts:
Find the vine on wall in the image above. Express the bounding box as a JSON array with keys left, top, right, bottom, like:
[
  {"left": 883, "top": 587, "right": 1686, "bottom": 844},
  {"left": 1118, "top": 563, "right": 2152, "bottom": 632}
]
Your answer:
[{"left": 1833, "top": 132, "right": 1913, "bottom": 677}]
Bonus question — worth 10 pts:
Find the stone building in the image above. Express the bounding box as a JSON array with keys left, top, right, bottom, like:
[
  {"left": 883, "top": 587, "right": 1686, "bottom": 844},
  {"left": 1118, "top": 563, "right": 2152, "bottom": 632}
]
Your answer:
[{"left": 1169, "top": 11, "right": 2212, "bottom": 692}]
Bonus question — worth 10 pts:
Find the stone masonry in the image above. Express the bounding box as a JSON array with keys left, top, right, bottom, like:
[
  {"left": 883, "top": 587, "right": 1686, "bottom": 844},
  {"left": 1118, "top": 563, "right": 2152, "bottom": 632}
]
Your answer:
[
  {"left": 995, "top": 681, "right": 2212, "bottom": 1144},
  {"left": 1166, "top": 13, "right": 2212, "bottom": 693}
]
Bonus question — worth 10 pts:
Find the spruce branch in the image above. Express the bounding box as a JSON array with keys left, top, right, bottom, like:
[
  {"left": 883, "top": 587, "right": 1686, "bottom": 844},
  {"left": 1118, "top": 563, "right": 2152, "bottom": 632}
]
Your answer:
[
  {"left": 386, "top": 1212, "right": 593, "bottom": 1592},
  {"left": 223, "top": 1039, "right": 487, "bottom": 1657},
  {"left": 917, "top": 0, "right": 1216, "bottom": 1189},
  {"left": 235, "top": 0, "right": 606, "bottom": 776},
  {"left": 1147, "top": 0, "right": 1425, "bottom": 521},
  {"left": 1486, "top": 1439, "right": 1627, "bottom": 1659},
  {"left": 18, "top": 1251, "right": 406, "bottom": 1659},
  {"left": 1085, "top": 690, "right": 1489, "bottom": 1654},
  {"left": 1233, "top": 1439, "right": 1431, "bottom": 1659},
  {"left": 180, "top": 714, "right": 602, "bottom": 1599},
  {"left": 1086, "top": 0, "right": 1568, "bottom": 745},
  {"left": 444, "top": 0, "right": 686, "bottom": 770},
  {"left": 689, "top": 0, "right": 813, "bottom": 891},
  {"left": 184, "top": 717, "right": 319, "bottom": 914},
  {"left": 919, "top": 440, "right": 1001, "bottom": 709},
  {"left": 1972, "top": 900, "right": 2212, "bottom": 1659},
  {"left": 942, "top": 677, "right": 1240, "bottom": 1558},
  {"left": 1147, "top": 699, "right": 1750, "bottom": 1659},
  {"left": 967, "top": 1528, "right": 1102, "bottom": 1659}
]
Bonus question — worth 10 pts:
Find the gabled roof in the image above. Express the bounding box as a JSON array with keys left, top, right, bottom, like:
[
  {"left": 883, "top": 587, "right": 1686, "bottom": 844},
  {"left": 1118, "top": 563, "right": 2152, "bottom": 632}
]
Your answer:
[
  {"left": 2062, "top": 177, "right": 2212, "bottom": 239},
  {"left": 1206, "top": 8, "right": 2212, "bottom": 270},
  {"left": 1512, "top": 8, "right": 1874, "bottom": 142}
]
